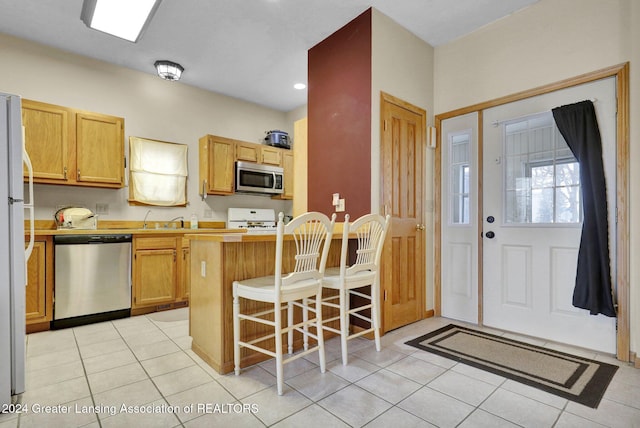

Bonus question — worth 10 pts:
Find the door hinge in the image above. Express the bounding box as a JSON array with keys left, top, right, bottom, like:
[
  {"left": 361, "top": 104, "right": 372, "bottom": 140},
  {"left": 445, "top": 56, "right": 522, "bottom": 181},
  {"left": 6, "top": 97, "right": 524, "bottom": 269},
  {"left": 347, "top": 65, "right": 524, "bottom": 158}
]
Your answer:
[
  {"left": 383, "top": 120, "right": 387, "bottom": 131},
  {"left": 384, "top": 290, "right": 388, "bottom": 301}
]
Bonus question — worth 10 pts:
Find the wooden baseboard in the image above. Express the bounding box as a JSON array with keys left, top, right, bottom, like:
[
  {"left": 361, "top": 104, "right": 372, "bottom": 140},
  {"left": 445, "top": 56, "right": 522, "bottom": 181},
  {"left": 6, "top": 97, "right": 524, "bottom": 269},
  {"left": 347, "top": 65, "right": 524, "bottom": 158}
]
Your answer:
[
  {"left": 131, "top": 300, "right": 189, "bottom": 317},
  {"left": 26, "top": 321, "right": 50, "bottom": 334},
  {"left": 631, "top": 351, "right": 640, "bottom": 368},
  {"left": 424, "top": 309, "right": 435, "bottom": 319}
]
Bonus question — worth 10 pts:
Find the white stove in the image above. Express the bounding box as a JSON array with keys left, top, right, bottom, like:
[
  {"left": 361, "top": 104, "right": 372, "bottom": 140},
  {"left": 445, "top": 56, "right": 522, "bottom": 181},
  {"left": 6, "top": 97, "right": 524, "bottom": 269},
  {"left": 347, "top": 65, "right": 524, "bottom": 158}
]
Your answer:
[{"left": 227, "top": 208, "right": 278, "bottom": 233}]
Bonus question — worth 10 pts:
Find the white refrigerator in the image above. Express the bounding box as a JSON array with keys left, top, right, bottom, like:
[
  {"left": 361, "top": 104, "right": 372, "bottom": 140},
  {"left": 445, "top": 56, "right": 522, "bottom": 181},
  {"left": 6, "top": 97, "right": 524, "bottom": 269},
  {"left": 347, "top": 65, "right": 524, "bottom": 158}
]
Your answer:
[{"left": 1, "top": 93, "right": 34, "bottom": 407}]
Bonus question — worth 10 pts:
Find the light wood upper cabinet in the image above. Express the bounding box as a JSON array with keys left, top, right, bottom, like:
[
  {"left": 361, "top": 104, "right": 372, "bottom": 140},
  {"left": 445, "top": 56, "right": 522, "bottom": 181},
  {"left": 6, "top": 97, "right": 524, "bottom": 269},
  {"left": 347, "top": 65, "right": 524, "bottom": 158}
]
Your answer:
[
  {"left": 22, "top": 100, "right": 70, "bottom": 182},
  {"left": 260, "top": 146, "right": 281, "bottom": 165},
  {"left": 280, "top": 150, "right": 294, "bottom": 200},
  {"left": 76, "top": 112, "right": 124, "bottom": 186},
  {"left": 199, "top": 135, "right": 236, "bottom": 196},
  {"left": 235, "top": 142, "right": 259, "bottom": 163},
  {"left": 237, "top": 142, "right": 281, "bottom": 165},
  {"left": 199, "top": 134, "right": 293, "bottom": 198},
  {"left": 22, "top": 99, "right": 125, "bottom": 188}
]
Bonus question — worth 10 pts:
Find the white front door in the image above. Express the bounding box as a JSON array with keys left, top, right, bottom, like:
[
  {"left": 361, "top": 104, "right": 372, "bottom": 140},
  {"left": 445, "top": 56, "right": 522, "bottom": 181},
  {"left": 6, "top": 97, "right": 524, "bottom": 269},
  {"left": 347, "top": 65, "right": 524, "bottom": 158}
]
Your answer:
[
  {"left": 441, "top": 113, "right": 478, "bottom": 323},
  {"left": 482, "top": 78, "right": 617, "bottom": 353}
]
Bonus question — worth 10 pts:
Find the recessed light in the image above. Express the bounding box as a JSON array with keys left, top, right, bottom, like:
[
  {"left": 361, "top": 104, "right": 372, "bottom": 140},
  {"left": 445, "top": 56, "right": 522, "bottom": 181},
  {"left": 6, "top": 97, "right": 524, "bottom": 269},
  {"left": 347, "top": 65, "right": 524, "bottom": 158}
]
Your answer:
[{"left": 293, "top": 83, "right": 306, "bottom": 90}]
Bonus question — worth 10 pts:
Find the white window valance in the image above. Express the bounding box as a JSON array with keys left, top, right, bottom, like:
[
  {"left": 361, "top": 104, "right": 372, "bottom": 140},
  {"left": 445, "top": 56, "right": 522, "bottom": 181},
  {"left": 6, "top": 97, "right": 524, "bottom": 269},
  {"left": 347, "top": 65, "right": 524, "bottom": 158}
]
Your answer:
[{"left": 129, "top": 136, "right": 188, "bottom": 206}]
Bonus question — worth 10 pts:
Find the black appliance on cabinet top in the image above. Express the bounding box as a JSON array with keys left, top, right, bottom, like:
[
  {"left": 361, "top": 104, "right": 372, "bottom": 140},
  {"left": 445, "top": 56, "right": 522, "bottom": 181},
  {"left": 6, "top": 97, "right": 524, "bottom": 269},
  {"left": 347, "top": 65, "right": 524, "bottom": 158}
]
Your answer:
[{"left": 263, "top": 130, "right": 291, "bottom": 149}]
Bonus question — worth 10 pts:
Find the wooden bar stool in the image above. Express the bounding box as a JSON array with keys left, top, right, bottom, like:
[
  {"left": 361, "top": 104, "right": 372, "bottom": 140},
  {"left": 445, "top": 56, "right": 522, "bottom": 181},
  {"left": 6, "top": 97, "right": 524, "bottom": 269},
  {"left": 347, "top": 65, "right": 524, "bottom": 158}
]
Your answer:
[
  {"left": 321, "top": 213, "right": 390, "bottom": 365},
  {"left": 233, "top": 211, "right": 336, "bottom": 395}
]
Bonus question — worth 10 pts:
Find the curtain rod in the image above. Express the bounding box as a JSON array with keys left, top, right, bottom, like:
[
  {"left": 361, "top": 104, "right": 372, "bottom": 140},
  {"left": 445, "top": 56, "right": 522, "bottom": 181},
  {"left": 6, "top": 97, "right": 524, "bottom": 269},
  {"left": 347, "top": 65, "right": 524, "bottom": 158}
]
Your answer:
[{"left": 491, "top": 98, "right": 597, "bottom": 127}]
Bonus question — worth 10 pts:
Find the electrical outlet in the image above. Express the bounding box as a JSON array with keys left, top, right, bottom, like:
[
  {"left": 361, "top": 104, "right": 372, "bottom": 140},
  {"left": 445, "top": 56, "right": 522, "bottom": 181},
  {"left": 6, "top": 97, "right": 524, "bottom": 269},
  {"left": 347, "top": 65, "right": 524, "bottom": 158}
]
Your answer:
[
  {"left": 95, "top": 203, "right": 109, "bottom": 215},
  {"left": 200, "top": 261, "right": 207, "bottom": 277},
  {"left": 336, "top": 198, "right": 345, "bottom": 212}
]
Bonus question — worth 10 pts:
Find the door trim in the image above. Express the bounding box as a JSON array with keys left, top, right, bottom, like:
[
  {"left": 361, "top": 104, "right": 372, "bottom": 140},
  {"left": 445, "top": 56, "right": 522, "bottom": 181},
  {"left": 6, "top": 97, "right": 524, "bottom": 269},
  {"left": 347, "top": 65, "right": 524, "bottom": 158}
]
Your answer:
[{"left": 434, "top": 62, "right": 630, "bottom": 362}]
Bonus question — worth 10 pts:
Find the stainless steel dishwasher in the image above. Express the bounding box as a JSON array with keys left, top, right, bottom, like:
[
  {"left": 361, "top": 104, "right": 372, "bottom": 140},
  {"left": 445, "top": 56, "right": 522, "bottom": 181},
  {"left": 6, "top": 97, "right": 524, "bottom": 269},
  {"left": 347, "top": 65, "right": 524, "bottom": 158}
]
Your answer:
[{"left": 53, "top": 234, "right": 132, "bottom": 328}]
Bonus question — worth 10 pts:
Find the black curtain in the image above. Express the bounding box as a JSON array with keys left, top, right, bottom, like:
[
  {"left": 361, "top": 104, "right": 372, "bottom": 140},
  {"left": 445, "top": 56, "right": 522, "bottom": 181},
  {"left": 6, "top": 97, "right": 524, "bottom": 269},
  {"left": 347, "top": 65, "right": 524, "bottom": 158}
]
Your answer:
[{"left": 551, "top": 100, "right": 616, "bottom": 317}]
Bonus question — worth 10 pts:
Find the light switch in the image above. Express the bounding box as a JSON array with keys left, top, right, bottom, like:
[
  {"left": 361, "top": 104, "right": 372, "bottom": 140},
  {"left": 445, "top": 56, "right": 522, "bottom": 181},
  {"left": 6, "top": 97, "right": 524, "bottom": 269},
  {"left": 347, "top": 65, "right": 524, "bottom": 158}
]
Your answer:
[
  {"left": 200, "top": 261, "right": 206, "bottom": 277},
  {"left": 336, "top": 198, "right": 345, "bottom": 212},
  {"left": 332, "top": 193, "right": 340, "bottom": 205}
]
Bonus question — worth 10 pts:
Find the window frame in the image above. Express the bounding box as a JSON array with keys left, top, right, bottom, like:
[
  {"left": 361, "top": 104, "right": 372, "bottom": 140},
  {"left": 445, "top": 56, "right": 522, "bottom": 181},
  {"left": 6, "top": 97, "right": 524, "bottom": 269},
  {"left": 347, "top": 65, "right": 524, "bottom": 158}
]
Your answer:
[{"left": 502, "top": 113, "right": 582, "bottom": 227}]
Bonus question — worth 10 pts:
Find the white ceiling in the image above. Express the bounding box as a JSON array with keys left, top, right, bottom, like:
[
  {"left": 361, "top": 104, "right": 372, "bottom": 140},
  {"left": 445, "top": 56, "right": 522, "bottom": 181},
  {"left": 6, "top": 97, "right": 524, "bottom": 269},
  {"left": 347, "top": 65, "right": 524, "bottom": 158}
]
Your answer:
[{"left": 0, "top": 0, "right": 538, "bottom": 112}]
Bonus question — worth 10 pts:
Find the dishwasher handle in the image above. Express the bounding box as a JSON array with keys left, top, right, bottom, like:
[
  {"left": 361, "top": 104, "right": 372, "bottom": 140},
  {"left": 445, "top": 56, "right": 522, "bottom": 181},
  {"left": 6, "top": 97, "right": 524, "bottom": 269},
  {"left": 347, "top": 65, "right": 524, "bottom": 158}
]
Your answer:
[{"left": 54, "top": 234, "right": 132, "bottom": 245}]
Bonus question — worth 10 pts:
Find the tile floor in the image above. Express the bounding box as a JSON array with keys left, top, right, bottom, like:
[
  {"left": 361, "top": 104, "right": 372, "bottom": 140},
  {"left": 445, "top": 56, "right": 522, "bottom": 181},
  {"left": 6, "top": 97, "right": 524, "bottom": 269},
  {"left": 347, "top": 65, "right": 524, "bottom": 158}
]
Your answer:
[{"left": 1, "top": 309, "right": 639, "bottom": 427}]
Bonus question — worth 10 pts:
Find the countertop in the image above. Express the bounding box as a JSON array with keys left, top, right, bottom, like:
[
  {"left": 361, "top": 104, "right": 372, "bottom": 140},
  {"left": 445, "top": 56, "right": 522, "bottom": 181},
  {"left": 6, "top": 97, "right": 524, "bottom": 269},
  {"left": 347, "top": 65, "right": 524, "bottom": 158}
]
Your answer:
[
  {"left": 186, "top": 232, "right": 277, "bottom": 242},
  {"left": 28, "top": 228, "right": 246, "bottom": 236},
  {"left": 186, "top": 229, "right": 348, "bottom": 243}
]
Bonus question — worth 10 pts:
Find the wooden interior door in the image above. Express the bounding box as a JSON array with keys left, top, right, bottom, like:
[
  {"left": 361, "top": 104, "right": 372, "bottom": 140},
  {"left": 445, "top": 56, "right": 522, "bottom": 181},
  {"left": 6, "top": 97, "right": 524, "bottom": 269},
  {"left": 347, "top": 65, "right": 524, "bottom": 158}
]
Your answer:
[{"left": 380, "top": 93, "right": 426, "bottom": 332}]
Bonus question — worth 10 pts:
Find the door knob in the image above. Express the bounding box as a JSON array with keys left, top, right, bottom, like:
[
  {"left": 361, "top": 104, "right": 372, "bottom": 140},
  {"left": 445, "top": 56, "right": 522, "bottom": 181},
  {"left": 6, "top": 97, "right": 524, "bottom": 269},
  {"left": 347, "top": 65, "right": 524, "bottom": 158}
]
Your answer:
[
  {"left": 415, "top": 224, "right": 425, "bottom": 231},
  {"left": 485, "top": 231, "right": 495, "bottom": 239}
]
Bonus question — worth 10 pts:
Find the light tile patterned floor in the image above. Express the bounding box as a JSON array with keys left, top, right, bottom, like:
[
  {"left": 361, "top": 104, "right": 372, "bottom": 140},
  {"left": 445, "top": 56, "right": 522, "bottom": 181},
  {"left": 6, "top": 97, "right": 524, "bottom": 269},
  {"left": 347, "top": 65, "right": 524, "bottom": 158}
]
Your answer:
[{"left": 1, "top": 309, "right": 639, "bottom": 427}]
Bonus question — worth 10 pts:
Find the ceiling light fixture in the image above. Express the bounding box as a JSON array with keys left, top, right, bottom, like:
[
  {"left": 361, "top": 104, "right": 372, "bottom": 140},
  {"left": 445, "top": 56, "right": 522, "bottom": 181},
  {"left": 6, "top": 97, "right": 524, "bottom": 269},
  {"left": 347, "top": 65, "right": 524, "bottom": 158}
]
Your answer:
[
  {"left": 293, "top": 83, "right": 306, "bottom": 90},
  {"left": 80, "top": 0, "right": 162, "bottom": 43},
  {"left": 154, "top": 60, "right": 184, "bottom": 81}
]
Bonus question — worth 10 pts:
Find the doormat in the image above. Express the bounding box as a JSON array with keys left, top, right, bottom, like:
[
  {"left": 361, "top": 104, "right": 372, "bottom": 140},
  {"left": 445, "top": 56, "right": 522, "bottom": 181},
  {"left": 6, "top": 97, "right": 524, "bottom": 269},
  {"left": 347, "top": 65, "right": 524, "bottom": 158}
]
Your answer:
[{"left": 405, "top": 324, "right": 618, "bottom": 408}]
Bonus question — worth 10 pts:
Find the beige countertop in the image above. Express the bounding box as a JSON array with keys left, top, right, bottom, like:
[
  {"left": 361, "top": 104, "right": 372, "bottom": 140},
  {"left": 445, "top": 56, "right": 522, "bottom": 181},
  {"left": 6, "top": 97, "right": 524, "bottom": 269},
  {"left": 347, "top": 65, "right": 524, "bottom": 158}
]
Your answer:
[
  {"left": 186, "top": 232, "right": 276, "bottom": 242},
  {"left": 186, "top": 231, "right": 348, "bottom": 243},
  {"left": 28, "top": 228, "right": 246, "bottom": 236}
]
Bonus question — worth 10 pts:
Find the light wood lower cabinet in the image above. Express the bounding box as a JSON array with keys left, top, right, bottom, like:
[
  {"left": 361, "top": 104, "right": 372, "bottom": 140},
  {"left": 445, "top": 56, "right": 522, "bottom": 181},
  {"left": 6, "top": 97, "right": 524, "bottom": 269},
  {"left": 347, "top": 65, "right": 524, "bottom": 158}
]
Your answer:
[
  {"left": 132, "top": 235, "right": 190, "bottom": 314},
  {"left": 26, "top": 238, "right": 53, "bottom": 332},
  {"left": 133, "top": 236, "right": 178, "bottom": 309},
  {"left": 179, "top": 237, "right": 190, "bottom": 301}
]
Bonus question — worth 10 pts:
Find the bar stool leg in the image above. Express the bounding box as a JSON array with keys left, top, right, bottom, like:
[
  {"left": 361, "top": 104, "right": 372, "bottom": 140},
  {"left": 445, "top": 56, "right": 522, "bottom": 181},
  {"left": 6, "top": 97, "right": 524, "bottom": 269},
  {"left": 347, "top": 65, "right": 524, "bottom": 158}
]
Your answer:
[
  {"left": 233, "top": 292, "right": 241, "bottom": 375},
  {"left": 275, "top": 300, "right": 284, "bottom": 395}
]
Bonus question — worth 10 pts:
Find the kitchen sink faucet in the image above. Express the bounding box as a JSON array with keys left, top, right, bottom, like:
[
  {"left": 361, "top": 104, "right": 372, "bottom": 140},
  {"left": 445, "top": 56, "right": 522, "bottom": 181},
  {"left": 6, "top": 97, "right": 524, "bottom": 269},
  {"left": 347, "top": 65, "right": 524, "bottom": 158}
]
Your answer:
[
  {"left": 165, "top": 216, "right": 184, "bottom": 229},
  {"left": 142, "top": 209, "right": 152, "bottom": 229}
]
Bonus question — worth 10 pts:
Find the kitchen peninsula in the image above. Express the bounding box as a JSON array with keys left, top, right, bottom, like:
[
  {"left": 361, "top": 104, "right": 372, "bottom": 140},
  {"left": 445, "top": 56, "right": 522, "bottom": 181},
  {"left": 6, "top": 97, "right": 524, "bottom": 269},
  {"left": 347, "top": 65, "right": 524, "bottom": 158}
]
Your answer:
[{"left": 188, "top": 232, "right": 343, "bottom": 374}]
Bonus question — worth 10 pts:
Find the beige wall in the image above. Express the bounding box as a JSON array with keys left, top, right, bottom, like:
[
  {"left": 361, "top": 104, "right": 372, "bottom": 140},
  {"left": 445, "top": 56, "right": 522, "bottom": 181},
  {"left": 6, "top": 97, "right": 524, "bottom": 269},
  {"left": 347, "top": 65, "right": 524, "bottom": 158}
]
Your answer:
[
  {"left": 0, "top": 33, "right": 293, "bottom": 223},
  {"left": 434, "top": 0, "right": 639, "bottom": 356},
  {"left": 371, "top": 9, "right": 435, "bottom": 310}
]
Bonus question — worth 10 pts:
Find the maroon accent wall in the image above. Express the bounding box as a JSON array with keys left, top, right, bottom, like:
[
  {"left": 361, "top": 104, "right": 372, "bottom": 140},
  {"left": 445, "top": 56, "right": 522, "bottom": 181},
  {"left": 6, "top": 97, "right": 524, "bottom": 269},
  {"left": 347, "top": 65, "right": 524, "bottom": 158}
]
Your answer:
[{"left": 307, "top": 9, "right": 372, "bottom": 221}]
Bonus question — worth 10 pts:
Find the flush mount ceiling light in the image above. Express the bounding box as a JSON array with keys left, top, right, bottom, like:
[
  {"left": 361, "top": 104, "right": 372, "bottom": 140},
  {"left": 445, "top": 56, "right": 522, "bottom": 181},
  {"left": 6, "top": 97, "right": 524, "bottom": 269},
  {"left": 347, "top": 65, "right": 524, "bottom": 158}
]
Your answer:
[
  {"left": 154, "top": 60, "right": 184, "bottom": 81},
  {"left": 81, "top": 0, "right": 162, "bottom": 42}
]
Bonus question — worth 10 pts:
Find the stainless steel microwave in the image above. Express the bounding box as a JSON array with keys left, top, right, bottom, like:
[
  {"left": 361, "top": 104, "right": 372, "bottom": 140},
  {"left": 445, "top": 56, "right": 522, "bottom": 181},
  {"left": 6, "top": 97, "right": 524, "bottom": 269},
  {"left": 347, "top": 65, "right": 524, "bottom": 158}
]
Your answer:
[{"left": 235, "top": 161, "right": 284, "bottom": 195}]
